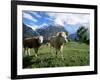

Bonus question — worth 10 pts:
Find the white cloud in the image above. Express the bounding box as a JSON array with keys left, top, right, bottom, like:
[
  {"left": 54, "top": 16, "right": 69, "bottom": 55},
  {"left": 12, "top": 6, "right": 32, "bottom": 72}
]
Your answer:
[
  {"left": 23, "top": 12, "right": 38, "bottom": 22},
  {"left": 66, "top": 14, "right": 90, "bottom": 25},
  {"left": 47, "top": 13, "right": 90, "bottom": 27},
  {"left": 26, "top": 24, "right": 38, "bottom": 30},
  {"left": 30, "top": 12, "right": 41, "bottom": 18},
  {"left": 55, "top": 18, "right": 64, "bottom": 26}
]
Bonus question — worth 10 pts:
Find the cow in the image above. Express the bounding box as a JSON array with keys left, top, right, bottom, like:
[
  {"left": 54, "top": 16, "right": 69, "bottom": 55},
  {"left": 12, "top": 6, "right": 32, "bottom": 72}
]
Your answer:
[
  {"left": 49, "top": 32, "right": 68, "bottom": 59},
  {"left": 23, "top": 36, "right": 43, "bottom": 57}
]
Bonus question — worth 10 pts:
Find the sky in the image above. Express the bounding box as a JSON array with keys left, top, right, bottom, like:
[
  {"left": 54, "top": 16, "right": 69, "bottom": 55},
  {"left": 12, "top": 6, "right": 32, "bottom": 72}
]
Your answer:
[{"left": 22, "top": 11, "right": 90, "bottom": 34}]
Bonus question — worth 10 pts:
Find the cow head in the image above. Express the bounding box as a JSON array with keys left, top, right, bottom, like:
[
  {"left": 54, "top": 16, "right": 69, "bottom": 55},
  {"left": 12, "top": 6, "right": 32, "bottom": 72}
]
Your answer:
[
  {"left": 57, "top": 32, "right": 68, "bottom": 43},
  {"left": 38, "top": 36, "right": 43, "bottom": 43}
]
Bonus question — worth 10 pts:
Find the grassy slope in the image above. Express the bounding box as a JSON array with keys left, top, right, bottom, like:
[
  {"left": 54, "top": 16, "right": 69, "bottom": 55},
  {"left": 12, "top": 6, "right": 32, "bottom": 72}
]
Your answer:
[{"left": 23, "top": 42, "right": 89, "bottom": 68}]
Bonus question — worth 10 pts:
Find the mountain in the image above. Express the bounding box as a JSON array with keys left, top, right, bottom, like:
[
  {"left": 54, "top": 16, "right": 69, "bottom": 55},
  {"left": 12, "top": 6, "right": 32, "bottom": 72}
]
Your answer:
[
  {"left": 69, "top": 33, "right": 78, "bottom": 41},
  {"left": 23, "top": 23, "right": 82, "bottom": 42},
  {"left": 23, "top": 24, "right": 39, "bottom": 39},
  {"left": 36, "top": 25, "right": 67, "bottom": 40}
]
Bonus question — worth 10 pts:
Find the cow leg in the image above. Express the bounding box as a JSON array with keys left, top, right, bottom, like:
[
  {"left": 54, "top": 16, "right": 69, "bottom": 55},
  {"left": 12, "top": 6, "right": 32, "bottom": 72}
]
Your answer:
[
  {"left": 34, "top": 48, "right": 38, "bottom": 57},
  {"left": 50, "top": 46, "right": 54, "bottom": 56},
  {"left": 58, "top": 49, "right": 64, "bottom": 59},
  {"left": 25, "top": 48, "right": 28, "bottom": 55},
  {"left": 31, "top": 48, "right": 35, "bottom": 56},
  {"left": 60, "top": 46, "right": 64, "bottom": 59},
  {"left": 28, "top": 48, "right": 31, "bottom": 56}
]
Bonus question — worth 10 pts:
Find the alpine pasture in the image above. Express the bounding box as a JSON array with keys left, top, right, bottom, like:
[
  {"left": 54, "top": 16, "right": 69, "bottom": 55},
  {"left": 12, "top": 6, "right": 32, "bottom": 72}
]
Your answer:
[{"left": 23, "top": 41, "right": 89, "bottom": 68}]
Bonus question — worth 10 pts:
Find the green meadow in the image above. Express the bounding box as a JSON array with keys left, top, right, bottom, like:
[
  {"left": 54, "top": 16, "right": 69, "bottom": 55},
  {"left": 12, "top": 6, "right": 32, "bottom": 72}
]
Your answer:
[{"left": 23, "top": 41, "right": 89, "bottom": 68}]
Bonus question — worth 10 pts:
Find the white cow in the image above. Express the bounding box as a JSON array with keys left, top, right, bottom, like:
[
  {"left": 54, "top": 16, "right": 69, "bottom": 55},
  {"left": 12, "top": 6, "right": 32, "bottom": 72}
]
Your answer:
[{"left": 49, "top": 32, "right": 68, "bottom": 58}]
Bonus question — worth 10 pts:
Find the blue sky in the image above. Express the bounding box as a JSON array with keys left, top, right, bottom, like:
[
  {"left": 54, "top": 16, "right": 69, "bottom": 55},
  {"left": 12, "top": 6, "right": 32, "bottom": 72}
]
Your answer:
[{"left": 22, "top": 11, "right": 90, "bottom": 34}]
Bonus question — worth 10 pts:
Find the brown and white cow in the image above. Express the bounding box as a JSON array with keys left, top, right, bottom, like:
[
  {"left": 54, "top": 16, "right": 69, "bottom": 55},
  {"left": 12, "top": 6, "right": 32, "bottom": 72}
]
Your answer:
[{"left": 23, "top": 36, "right": 43, "bottom": 57}]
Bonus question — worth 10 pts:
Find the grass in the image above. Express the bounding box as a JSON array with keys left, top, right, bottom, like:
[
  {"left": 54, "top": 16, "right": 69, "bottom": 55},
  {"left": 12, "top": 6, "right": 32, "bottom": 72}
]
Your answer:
[{"left": 23, "top": 41, "right": 89, "bottom": 68}]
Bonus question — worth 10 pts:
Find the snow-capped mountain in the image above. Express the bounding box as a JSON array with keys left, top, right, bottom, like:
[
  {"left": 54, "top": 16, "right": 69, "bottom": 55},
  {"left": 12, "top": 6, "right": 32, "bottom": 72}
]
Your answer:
[{"left": 23, "top": 24, "right": 39, "bottom": 39}]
